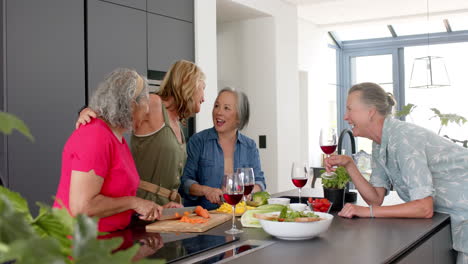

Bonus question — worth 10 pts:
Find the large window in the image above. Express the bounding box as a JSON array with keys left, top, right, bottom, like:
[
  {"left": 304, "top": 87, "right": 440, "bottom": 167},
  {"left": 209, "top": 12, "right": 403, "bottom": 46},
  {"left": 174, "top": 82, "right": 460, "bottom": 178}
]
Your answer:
[
  {"left": 405, "top": 42, "right": 468, "bottom": 140},
  {"left": 337, "top": 23, "right": 468, "bottom": 153}
]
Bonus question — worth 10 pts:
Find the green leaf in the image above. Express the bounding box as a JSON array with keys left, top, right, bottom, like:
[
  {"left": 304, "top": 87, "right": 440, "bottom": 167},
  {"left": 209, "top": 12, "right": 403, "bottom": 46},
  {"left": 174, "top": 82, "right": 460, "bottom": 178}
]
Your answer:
[
  {"left": 0, "top": 111, "right": 34, "bottom": 142},
  {"left": 0, "top": 237, "right": 66, "bottom": 264},
  {"left": 321, "top": 166, "right": 350, "bottom": 189},
  {"left": 0, "top": 186, "right": 33, "bottom": 222},
  {"left": 31, "top": 203, "right": 74, "bottom": 257},
  {"left": 396, "top": 103, "right": 416, "bottom": 117},
  {"left": 0, "top": 195, "right": 36, "bottom": 244}
]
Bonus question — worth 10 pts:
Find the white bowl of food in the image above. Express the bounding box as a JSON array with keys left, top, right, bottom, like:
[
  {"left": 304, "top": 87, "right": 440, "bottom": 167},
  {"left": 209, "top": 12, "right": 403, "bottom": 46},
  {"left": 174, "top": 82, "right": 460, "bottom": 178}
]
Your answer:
[
  {"left": 267, "top": 198, "right": 290, "bottom": 206},
  {"left": 256, "top": 211, "right": 333, "bottom": 240}
]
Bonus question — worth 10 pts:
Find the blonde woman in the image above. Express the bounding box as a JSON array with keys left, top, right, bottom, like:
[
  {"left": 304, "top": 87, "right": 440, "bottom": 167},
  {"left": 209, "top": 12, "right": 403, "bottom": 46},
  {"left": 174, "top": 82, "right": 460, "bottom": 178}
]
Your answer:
[{"left": 77, "top": 60, "right": 206, "bottom": 206}]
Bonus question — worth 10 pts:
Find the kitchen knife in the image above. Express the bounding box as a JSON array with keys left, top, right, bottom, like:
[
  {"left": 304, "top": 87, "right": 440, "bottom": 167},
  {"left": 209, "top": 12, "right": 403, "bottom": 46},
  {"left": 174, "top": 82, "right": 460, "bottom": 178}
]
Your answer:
[{"left": 159, "top": 206, "right": 197, "bottom": 221}]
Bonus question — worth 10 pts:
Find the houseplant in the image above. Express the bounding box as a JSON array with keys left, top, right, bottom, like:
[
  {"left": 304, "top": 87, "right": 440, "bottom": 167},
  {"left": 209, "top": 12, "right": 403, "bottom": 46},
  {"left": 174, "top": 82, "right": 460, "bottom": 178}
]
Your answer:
[
  {"left": 321, "top": 166, "right": 350, "bottom": 212},
  {"left": 396, "top": 104, "right": 467, "bottom": 147}
]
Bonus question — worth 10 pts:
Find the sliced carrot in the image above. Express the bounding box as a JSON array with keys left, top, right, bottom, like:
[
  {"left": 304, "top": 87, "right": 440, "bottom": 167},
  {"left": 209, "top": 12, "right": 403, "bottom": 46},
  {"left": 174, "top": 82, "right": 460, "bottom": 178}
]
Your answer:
[
  {"left": 179, "top": 216, "right": 209, "bottom": 224},
  {"left": 175, "top": 212, "right": 181, "bottom": 218},
  {"left": 183, "top": 211, "right": 190, "bottom": 216},
  {"left": 194, "top": 206, "right": 210, "bottom": 219}
]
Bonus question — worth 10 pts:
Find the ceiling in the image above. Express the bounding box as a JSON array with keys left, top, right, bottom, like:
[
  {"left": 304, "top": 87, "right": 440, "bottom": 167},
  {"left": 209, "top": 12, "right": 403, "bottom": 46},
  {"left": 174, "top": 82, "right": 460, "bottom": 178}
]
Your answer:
[
  {"left": 283, "top": 0, "right": 468, "bottom": 29},
  {"left": 216, "top": 0, "right": 270, "bottom": 24}
]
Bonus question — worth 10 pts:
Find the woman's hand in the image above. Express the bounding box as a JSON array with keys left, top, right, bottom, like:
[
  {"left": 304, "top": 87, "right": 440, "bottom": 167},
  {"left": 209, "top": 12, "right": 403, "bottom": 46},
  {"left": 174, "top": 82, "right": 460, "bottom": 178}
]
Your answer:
[
  {"left": 204, "top": 186, "right": 223, "bottom": 204},
  {"left": 338, "top": 203, "right": 370, "bottom": 218},
  {"left": 133, "top": 198, "right": 163, "bottom": 221},
  {"left": 324, "top": 155, "right": 354, "bottom": 172},
  {"left": 163, "top": 202, "right": 183, "bottom": 209},
  {"left": 75, "top": 107, "right": 97, "bottom": 129}
]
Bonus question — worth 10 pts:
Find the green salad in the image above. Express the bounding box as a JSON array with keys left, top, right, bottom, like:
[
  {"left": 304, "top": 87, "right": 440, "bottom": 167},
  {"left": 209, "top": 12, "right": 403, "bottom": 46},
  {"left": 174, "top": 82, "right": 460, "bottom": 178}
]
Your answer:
[{"left": 276, "top": 207, "right": 319, "bottom": 222}]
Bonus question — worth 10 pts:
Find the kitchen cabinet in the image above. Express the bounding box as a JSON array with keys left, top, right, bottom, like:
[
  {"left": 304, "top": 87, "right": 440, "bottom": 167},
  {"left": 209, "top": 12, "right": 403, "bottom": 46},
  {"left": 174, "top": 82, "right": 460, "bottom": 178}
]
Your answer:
[
  {"left": 4, "top": 0, "right": 85, "bottom": 210},
  {"left": 87, "top": 0, "right": 147, "bottom": 97},
  {"left": 147, "top": 0, "right": 194, "bottom": 22},
  {"left": 147, "top": 13, "right": 194, "bottom": 72},
  {"left": 100, "top": 0, "right": 146, "bottom": 11}
]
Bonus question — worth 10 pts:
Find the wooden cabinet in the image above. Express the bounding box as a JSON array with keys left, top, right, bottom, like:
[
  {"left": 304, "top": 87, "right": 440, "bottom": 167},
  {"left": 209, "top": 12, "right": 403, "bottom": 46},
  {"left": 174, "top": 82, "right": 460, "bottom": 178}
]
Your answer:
[
  {"left": 147, "top": 12, "right": 194, "bottom": 72},
  {"left": 100, "top": 0, "right": 146, "bottom": 10},
  {"left": 147, "top": 0, "right": 194, "bottom": 22},
  {"left": 87, "top": 0, "right": 147, "bottom": 97},
  {"left": 4, "top": 0, "right": 85, "bottom": 211}
]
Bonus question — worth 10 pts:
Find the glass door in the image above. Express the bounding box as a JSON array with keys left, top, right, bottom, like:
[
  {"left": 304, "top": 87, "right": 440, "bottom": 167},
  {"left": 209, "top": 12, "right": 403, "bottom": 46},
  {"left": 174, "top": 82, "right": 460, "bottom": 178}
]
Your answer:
[{"left": 340, "top": 48, "right": 403, "bottom": 162}]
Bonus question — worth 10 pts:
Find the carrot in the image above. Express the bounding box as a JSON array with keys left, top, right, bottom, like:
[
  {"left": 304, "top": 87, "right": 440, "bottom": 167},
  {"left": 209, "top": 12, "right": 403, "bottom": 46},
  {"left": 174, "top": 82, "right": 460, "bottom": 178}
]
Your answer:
[
  {"left": 179, "top": 216, "right": 209, "bottom": 224},
  {"left": 194, "top": 206, "right": 210, "bottom": 219},
  {"left": 183, "top": 211, "right": 190, "bottom": 216},
  {"left": 175, "top": 212, "right": 181, "bottom": 218}
]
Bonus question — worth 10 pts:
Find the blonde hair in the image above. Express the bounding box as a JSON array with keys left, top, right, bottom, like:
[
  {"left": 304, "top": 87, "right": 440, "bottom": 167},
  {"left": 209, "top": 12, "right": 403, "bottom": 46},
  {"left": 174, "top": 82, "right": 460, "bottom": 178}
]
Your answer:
[
  {"left": 348, "top": 82, "right": 396, "bottom": 117},
  {"left": 157, "top": 60, "right": 205, "bottom": 123}
]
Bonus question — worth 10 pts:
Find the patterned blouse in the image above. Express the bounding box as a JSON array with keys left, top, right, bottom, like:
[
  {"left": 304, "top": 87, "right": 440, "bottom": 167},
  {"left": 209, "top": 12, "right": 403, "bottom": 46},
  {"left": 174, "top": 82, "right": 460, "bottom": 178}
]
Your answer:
[{"left": 370, "top": 117, "right": 468, "bottom": 255}]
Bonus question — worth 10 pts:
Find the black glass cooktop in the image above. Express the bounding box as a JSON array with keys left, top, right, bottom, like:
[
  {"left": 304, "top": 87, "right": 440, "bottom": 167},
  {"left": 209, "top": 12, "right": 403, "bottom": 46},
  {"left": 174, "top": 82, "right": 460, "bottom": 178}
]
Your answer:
[{"left": 147, "top": 234, "right": 239, "bottom": 263}]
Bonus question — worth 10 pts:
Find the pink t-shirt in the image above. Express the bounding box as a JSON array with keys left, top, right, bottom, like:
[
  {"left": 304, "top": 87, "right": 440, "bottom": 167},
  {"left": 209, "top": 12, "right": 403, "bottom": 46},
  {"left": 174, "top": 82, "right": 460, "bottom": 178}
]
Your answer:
[{"left": 53, "top": 118, "right": 139, "bottom": 232}]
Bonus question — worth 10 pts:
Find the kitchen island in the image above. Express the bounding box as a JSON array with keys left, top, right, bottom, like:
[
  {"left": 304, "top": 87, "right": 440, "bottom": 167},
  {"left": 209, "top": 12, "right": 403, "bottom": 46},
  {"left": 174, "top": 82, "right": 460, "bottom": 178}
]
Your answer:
[{"left": 132, "top": 188, "right": 455, "bottom": 263}]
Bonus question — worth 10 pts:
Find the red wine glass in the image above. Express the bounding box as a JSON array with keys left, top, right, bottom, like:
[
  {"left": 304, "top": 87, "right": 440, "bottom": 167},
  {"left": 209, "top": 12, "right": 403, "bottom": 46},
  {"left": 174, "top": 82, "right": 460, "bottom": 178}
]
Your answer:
[
  {"left": 319, "top": 127, "right": 338, "bottom": 180},
  {"left": 237, "top": 168, "right": 255, "bottom": 202},
  {"left": 291, "top": 162, "right": 309, "bottom": 204},
  {"left": 222, "top": 172, "right": 244, "bottom": 234}
]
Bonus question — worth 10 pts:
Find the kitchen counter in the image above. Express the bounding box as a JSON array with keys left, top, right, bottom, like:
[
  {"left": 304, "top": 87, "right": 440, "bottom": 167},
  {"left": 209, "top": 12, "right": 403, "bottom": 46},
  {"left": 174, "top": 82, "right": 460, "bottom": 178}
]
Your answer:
[{"left": 131, "top": 188, "right": 455, "bottom": 263}]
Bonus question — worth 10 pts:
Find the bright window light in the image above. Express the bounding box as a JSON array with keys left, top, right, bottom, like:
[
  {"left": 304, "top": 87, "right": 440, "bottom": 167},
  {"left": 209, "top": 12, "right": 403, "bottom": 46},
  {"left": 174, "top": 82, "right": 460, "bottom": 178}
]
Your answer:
[
  {"left": 335, "top": 26, "right": 391, "bottom": 41},
  {"left": 393, "top": 20, "right": 446, "bottom": 36},
  {"left": 448, "top": 17, "right": 468, "bottom": 31}
]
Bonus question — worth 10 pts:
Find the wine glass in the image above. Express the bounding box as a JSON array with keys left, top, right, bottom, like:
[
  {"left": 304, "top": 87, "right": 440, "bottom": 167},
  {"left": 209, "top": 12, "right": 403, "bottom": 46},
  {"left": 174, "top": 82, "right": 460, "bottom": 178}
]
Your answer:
[
  {"left": 237, "top": 168, "right": 255, "bottom": 202},
  {"left": 222, "top": 172, "right": 244, "bottom": 234},
  {"left": 319, "top": 127, "right": 338, "bottom": 180},
  {"left": 291, "top": 162, "right": 309, "bottom": 204}
]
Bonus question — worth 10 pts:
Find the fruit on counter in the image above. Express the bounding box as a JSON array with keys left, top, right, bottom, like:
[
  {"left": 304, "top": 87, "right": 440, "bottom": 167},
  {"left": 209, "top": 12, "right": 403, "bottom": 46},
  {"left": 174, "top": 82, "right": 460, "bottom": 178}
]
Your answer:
[
  {"left": 216, "top": 201, "right": 256, "bottom": 214},
  {"left": 246, "top": 191, "right": 271, "bottom": 207},
  {"left": 308, "top": 198, "right": 331, "bottom": 212},
  {"left": 240, "top": 204, "right": 287, "bottom": 228},
  {"left": 194, "top": 205, "right": 210, "bottom": 218}
]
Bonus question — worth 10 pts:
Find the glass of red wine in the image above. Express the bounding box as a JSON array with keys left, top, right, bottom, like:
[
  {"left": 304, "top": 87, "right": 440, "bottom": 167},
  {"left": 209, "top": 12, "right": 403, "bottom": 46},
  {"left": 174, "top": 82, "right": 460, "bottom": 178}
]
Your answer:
[
  {"left": 319, "top": 127, "right": 338, "bottom": 180},
  {"left": 291, "top": 162, "right": 309, "bottom": 204},
  {"left": 222, "top": 172, "right": 244, "bottom": 234},
  {"left": 237, "top": 168, "right": 255, "bottom": 202}
]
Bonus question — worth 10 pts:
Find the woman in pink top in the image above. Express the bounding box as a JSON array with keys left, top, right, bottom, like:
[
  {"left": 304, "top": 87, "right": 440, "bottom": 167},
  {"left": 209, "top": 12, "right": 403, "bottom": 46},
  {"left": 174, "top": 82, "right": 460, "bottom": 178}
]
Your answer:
[{"left": 54, "top": 68, "right": 164, "bottom": 232}]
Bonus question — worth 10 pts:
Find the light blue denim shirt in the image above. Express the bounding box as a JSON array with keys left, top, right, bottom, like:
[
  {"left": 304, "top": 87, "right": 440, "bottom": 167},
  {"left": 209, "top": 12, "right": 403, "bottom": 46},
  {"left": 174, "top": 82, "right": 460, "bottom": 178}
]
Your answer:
[
  {"left": 180, "top": 127, "right": 266, "bottom": 210},
  {"left": 370, "top": 117, "right": 468, "bottom": 256}
]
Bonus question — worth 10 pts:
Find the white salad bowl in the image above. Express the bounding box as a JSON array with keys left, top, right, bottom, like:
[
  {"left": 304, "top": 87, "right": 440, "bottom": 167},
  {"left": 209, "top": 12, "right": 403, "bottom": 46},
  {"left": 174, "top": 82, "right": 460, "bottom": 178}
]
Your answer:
[{"left": 259, "top": 211, "right": 333, "bottom": 240}]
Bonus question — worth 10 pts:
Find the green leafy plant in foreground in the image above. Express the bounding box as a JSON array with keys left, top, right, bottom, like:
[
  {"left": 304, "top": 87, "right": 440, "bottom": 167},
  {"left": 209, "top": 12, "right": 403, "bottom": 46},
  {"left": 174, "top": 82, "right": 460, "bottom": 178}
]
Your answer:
[
  {"left": 321, "top": 166, "right": 350, "bottom": 189},
  {"left": 0, "top": 186, "right": 163, "bottom": 264},
  {"left": 0, "top": 112, "right": 34, "bottom": 142}
]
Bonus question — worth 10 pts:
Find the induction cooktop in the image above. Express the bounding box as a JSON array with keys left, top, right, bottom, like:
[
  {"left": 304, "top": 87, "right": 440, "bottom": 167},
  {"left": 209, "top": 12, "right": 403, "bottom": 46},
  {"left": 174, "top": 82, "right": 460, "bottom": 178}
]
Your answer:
[{"left": 147, "top": 234, "right": 239, "bottom": 263}]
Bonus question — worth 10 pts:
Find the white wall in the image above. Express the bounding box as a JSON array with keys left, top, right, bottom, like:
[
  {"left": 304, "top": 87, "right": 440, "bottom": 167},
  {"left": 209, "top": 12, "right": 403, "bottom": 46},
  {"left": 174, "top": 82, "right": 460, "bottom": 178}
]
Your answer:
[
  {"left": 217, "top": 17, "right": 278, "bottom": 192},
  {"left": 195, "top": 0, "right": 301, "bottom": 193},
  {"left": 297, "top": 19, "right": 332, "bottom": 168},
  {"left": 194, "top": 0, "right": 218, "bottom": 131},
  {"left": 220, "top": 0, "right": 300, "bottom": 193}
]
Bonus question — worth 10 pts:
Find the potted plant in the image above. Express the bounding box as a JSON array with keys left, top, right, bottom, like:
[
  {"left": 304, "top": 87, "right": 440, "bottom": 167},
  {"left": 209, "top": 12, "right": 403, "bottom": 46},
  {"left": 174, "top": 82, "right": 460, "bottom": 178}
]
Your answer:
[{"left": 321, "top": 166, "right": 350, "bottom": 212}]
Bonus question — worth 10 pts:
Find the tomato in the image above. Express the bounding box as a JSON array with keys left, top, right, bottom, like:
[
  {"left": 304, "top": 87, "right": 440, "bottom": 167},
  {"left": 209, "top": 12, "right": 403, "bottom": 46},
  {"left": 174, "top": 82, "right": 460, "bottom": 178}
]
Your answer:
[{"left": 308, "top": 197, "right": 313, "bottom": 203}]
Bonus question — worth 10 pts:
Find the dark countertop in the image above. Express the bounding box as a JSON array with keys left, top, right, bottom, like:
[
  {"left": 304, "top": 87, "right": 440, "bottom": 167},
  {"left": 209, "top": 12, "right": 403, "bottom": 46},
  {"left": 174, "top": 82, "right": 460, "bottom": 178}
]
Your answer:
[{"left": 125, "top": 189, "right": 452, "bottom": 263}]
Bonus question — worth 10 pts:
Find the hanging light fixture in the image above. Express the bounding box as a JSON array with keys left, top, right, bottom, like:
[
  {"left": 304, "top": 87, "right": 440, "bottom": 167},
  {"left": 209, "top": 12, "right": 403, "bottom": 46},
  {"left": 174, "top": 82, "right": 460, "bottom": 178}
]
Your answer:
[{"left": 409, "top": 0, "right": 450, "bottom": 89}]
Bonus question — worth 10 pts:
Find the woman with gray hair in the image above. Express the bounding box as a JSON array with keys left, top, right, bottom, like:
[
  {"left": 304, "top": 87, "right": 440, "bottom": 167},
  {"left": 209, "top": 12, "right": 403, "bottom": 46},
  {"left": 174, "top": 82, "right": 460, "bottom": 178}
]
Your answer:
[
  {"left": 53, "top": 68, "right": 164, "bottom": 232},
  {"left": 180, "top": 87, "right": 266, "bottom": 210},
  {"left": 324, "top": 82, "right": 468, "bottom": 263}
]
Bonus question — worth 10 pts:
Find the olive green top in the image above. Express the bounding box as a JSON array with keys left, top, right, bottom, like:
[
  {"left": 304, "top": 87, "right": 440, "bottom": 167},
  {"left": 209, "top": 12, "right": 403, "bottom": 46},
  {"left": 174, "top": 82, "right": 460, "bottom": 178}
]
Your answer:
[{"left": 131, "top": 103, "right": 186, "bottom": 205}]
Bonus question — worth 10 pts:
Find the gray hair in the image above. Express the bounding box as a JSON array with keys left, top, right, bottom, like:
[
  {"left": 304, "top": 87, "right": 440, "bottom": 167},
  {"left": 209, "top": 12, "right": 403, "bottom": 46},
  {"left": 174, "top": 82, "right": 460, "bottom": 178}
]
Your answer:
[
  {"left": 348, "top": 82, "right": 396, "bottom": 117},
  {"left": 89, "top": 68, "right": 149, "bottom": 130},
  {"left": 218, "top": 87, "right": 250, "bottom": 130}
]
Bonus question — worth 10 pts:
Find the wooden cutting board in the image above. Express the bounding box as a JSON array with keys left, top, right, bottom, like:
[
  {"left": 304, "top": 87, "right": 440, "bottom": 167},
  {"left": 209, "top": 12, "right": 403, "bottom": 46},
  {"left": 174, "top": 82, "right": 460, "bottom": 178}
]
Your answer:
[{"left": 145, "top": 213, "right": 231, "bottom": 233}]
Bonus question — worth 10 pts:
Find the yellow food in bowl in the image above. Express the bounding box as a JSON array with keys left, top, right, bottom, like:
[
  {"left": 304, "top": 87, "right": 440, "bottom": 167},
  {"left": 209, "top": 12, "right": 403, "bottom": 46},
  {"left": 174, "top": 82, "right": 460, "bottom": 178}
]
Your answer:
[{"left": 216, "top": 201, "right": 256, "bottom": 214}]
